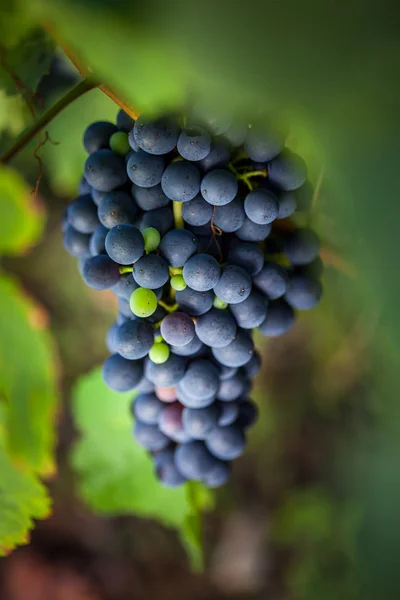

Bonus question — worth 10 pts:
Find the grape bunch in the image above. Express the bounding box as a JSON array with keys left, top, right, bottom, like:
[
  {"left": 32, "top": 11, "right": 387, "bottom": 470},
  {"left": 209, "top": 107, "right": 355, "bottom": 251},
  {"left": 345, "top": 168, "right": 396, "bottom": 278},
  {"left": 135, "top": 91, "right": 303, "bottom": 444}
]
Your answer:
[{"left": 62, "top": 107, "right": 322, "bottom": 488}]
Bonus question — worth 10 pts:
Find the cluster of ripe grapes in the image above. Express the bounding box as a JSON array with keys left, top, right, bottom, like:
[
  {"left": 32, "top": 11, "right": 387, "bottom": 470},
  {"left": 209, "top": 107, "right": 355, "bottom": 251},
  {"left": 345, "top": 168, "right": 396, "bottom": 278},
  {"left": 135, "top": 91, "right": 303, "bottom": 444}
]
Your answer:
[{"left": 62, "top": 107, "right": 322, "bottom": 488}]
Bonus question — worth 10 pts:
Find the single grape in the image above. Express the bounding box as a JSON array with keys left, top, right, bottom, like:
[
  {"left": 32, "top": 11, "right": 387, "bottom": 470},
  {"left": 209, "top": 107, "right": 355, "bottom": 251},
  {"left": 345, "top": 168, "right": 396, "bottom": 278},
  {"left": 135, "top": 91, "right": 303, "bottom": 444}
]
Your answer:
[
  {"left": 83, "top": 121, "right": 117, "bottom": 153},
  {"left": 179, "top": 359, "right": 220, "bottom": 404},
  {"left": 169, "top": 334, "right": 205, "bottom": 357},
  {"left": 106, "top": 323, "right": 119, "bottom": 353},
  {"left": 229, "top": 290, "right": 267, "bottom": 329},
  {"left": 258, "top": 299, "right": 295, "bottom": 337},
  {"left": 132, "top": 392, "right": 164, "bottom": 425},
  {"left": 149, "top": 342, "right": 170, "bottom": 364},
  {"left": 132, "top": 254, "right": 169, "bottom": 289},
  {"left": 114, "top": 319, "right": 154, "bottom": 360},
  {"left": 161, "top": 161, "right": 201, "bottom": 202},
  {"left": 98, "top": 190, "right": 137, "bottom": 229},
  {"left": 182, "top": 253, "right": 221, "bottom": 292},
  {"left": 213, "top": 265, "right": 252, "bottom": 305},
  {"left": 283, "top": 228, "right": 320, "bottom": 265},
  {"left": 253, "top": 262, "right": 289, "bottom": 299},
  {"left": 109, "top": 131, "right": 131, "bottom": 155},
  {"left": 227, "top": 242, "right": 264, "bottom": 276},
  {"left": 78, "top": 176, "right": 92, "bottom": 195},
  {"left": 236, "top": 399, "right": 259, "bottom": 429},
  {"left": 205, "top": 424, "right": 246, "bottom": 460},
  {"left": 134, "top": 421, "right": 169, "bottom": 451},
  {"left": 159, "top": 229, "right": 198, "bottom": 267},
  {"left": 84, "top": 149, "right": 127, "bottom": 192},
  {"left": 155, "top": 386, "right": 177, "bottom": 402},
  {"left": 105, "top": 225, "right": 144, "bottom": 265},
  {"left": 170, "top": 274, "right": 187, "bottom": 291},
  {"left": 201, "top": 169, "right": 238, "bottom": 206},
  {"left": 221, "top": 121, "right": 248, "bottom": 147},
  {"left": 145, "top": 354, "right": 187, "bottom": 387},
  {"left": 82, "top": 255, "right": 120, "bottom": 290},
  {"left": 111, "top": 272, "right": 138, "bottom": 300},
  {"left": 116, "top": 109, "right": 135, "bottom": 133},
  {"left": 182, "top": 404, "right": 220, "bottom": 440},
  {"left": 218, "top": 365, "right": 238, "bottom": 381},
  {"left": 267, "top": 150, "right": 307, "bottom": 191},
  {"left": 128, "top": 128, "right": 139, "bottom": 152},
  {"left": 212, "top": 329, "right": 254, "bottom": 368},
  {"left": 142, "top": 227, "right": 161, "bottom": 253},
  {"left": 67, "top": 194, "right": 99, "bottom": 233},
  {"left": 285, "top": 274, "right": 322, "bottom": 310},
  {"left": 244, "top": 188, "right": 279, "bottom": 224},
  {"left": 174, "top": 441, "right": 217, "bottom": 480},
  {"left": 202, "top": 460, "right": 230, "bottom": 488},
  {"left": 213, "top": 195, "right": 245, "bottom": 232},
  {"left": 243, "top": 350, "right": 262, "bottom": 378},
  {"left": 133, "top": 115, "right": 180, "bottom": 155},
  {"left": 217, "top": 371, "right": 248, "bottom": 401},
  {"left": 126, "top": 150, "right": 165, "bottom": 187},
  {"left": 195, "top": 308, "right": 237, "bottom": 348},
  {"left": 158, "top": 402, "right": 191, "bottom": 443},
  {"left": 139, "top": 207, "right": 174, "bottom": 236},
  {"left": 244, "top": 123, "right": 284, "bottom": 162},
  {"left": 89, "top": 224, "right": 108, "bottom": 256},
  {"left": 118, "top": 296, "right": 136, "bottom": 319},
  {"left": 131, "top": 183, "right": 169, "bottom": 211},
  {"left": 181, "top": 194, "right": 213, "bottom": 226},
  {"left": 160, "top": 312, "right": 195, "bottom": 347},
  {"left": 177, "top": 126, "right": 211, "bottom": 161},
  {"left": 154, "top": 447, "right": 187, "bottom": 487},
  {"left": 217, "top": 401, "right": 239, "bottom": 426},
  {"left": 236, "top": 216, "right": 272, "bottom": 242},
  {"left": 196, "top": 139, "right": 231, "bottom": 172},
  {"left": 103, "top": 353, "right": 143, "bottom": 392},
  {"left": 91, "top": 188, "right": 106, "bottom": 206},
  {"left": 63, "top": 226, "right": 91, "bottom": 258},
  {"left": 130, "top": 287, "right": 158, "bottom": 318},
  {"left": 277, "top": 192, "right": 297, "bottom": 219}
]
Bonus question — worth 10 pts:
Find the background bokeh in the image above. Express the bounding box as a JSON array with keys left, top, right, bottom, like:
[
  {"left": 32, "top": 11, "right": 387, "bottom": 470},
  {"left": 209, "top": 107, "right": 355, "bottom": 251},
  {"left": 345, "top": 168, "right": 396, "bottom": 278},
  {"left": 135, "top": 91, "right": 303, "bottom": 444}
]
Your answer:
[{"left": 0, "top": 1, "right": 399, "bottom": 598}]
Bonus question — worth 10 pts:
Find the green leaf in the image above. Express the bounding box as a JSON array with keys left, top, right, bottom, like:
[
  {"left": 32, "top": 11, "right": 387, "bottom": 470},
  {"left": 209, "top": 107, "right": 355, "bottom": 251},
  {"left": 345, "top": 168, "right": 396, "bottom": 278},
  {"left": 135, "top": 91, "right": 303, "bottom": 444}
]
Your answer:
[
  {"left": 0, "top": 275, "right": 58, "bottom": 475},
  {"left": 0, "top": 166, "right": 45, "bottom": 255},
  {"left": 0, "top": 27, "right": 55, "bottom": 96},
  {"left": 71, "top": 367, "right": 213, "bottom": 563},
  {"left": 0, "top": 444, "right": 50, "bottom": 556}
]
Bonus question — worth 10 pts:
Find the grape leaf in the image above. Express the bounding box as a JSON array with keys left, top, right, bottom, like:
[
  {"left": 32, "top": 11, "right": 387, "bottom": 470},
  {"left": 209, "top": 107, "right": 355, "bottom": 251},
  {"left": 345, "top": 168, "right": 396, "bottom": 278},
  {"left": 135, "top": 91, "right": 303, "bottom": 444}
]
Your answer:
[
  {"left": 0, "top": 444, "right": 51, "bottom": 556},
  {"left": 0, "top": 27, "right": 55, "bottom": 96},
  {"left": 71, "top": 367, "right": 212, "bottom": 563},
  {"left": 0, "top": 166, "right": 45, "bottom": 255},
  {"left": 0, "top": 275, "right": 58, "bottom": 475}
]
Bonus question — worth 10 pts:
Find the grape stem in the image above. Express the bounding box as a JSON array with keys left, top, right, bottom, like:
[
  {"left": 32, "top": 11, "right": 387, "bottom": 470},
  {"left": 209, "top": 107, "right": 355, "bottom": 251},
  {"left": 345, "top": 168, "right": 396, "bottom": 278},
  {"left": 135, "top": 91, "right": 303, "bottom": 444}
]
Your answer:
[
  {"left": 119, "top": 266, "right": 133, "bottom": 274},
  {"left": 173, "top": 201, "right": 184, "bottom": 229},
  {"left": 0, "top": 77, "right": 97, "bottom": 165},
  {"left": 158, "top": 300, "right": 178, "bottom": 313}
]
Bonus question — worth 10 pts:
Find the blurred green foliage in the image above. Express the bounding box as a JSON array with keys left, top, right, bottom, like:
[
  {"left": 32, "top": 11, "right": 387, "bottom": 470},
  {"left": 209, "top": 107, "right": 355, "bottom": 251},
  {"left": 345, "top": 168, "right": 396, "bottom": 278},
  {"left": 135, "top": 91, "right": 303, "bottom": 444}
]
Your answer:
[
  {"left": 71, "top": 367, "right": 213, "bottom": 569},
  {"left": 0, "top": 0, "right": 399, "bottom": 594}
]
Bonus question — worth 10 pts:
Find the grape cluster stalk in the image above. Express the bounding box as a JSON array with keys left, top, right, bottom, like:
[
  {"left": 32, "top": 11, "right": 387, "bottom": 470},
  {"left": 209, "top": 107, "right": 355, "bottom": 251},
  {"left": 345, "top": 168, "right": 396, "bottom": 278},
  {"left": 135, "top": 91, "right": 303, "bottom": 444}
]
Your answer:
[{"left": 62, "top": 108, "right": 322, "bottom": 488}]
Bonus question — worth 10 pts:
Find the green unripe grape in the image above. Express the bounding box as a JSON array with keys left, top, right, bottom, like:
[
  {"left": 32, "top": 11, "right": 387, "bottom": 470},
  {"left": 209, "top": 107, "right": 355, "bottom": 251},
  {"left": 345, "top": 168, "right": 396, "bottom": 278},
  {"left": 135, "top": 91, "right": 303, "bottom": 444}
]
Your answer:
[
  {"left": 109, "top": 131, "right": 130, "bottom": 155},
  {"left": 170, "top": 274, "right": 187, "bottom": 291},
  {"left": 149, "top": 342, "right": 170, "bottom": 364},
  {"left": 154, "top": 334, "right": 163, "bottom": 344},
  {"left": 130, "top": 287, "right": 157, "bottom": 317},
  {"left": 213, "top": 296, "right": 228, "bottom": 310},
  {"left": 143, "top": 227, "right": 161, "bottom": 253}
]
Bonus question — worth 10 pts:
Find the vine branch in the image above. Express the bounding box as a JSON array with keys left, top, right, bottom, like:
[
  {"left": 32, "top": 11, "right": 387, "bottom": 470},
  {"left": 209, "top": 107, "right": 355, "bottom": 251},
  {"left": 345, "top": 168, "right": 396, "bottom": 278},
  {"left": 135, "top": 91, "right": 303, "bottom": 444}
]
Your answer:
[{"left": 0, "top": 77, "right": 97, "bottom": 165}]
